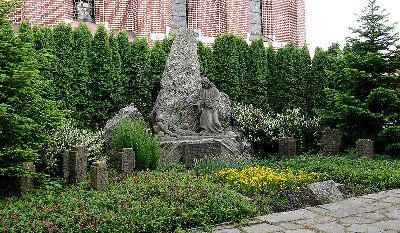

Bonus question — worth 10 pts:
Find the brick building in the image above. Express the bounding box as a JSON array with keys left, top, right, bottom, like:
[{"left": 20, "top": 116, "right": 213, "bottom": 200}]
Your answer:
[{"left": 7, "top": 0, "right": 306, "bottom": 47}]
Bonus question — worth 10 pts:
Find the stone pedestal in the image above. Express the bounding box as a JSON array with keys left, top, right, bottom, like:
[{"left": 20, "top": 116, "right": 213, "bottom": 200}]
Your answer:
[
  {"left": 356, "top": 139, "right": 374, "bottom": 159},
  {"left": 67, "top": 145, "right": 88, "bottom": 184},
  {"left": 160, "top": 136, "right": 240, "bottom": 167},
  {"left": 20, "top": 162, "right": 35, "bottom": 192},
  {"left": 322, "top": 128, "right": 342, "bottom": 155},
  {"left": 117, "top": 148, "right": 136, "bottom": 173},
  {"left": 90, "top": 161, "right": 108, "bottom": 190},
  {"left": 279, "top": 137, "right": 296, "bottom": 160}
]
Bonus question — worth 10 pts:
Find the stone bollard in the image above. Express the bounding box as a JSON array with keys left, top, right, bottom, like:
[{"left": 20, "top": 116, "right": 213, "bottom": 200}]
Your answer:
[
  {"left": 67, "top": 145, "right": 88, "bottom": 184},
  {"left": 356, "top": 139, "right": 374, "bottom": 159},
  {"left": 61, "top": 149, "right": 70, "bottom": 180},
  {"left": 116, "top": 148, "right": 136, "bottom": 173},
  {"left": 279, "top": 137, "right": 296, "bottom": 160},
  {"left": 90, "top": 161, "right": 108, "bottom": 190},
  {"left": 322, "top": 128, "right": 342, "bottom": 155},
  {"left": 20, "top": 162, "right": 35, "bottom": 192}
]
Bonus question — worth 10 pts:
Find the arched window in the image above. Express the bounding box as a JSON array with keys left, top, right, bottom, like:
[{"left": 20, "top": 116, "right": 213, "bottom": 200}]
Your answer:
[
  {"left": 73, "top": 0, "right": 94, "bottom": 22},
  {"left": 171, "top": 0, "right": 188, "bottom": 29},
  {"left": 250, "top": 0, "right": 262, "bottom": 35}
]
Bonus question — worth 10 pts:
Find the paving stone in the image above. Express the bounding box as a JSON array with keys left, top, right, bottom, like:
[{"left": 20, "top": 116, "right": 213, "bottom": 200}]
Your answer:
[
  {"left": 318, "top": 199, "right": 385, "bottom": 218},
  {"left": 386, "top": 205, "right": 400, "bottom": 219},
  {"left": 214, "top": 227, "right": 243, "bottom": 233},
  {"left": 310, "top": 223, "right": 346, "bottom": 233},
  {"left": 296, "top": 216, "right": 334, "bottom": 226},
  {"left": 380, "top": 196, "right": 400, "bottom": 204},
  {"left": 278, "top": 223, "right": 303, "bottom": 230},
  {"left": 348, "top": 224, "right": 384, "bottom": 233},
  {"left": 242, "top": 223, "right": 284, "bottom": 233},
  {"left": 340, "top": 212, "right": 387, "bottom": 225},
  {"left": 256, "top": 209, "right": 316, "bottom": 223},
  {"left": 284, "top": 230, "right": 316, "bottom": 233},
  {"left": 371, "top": 220, "right": 400, "bottom": 230},
  {"left": 361, "top": 193, "right": 389, "bottom": 200}
]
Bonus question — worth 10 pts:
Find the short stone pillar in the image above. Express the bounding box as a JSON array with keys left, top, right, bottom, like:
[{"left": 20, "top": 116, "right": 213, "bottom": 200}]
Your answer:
[
  {"left": 322, "top": 128, "right": 342, "bottom": 155},
  {"left": 356, "top": 139, "right": 374, "bottom": 159},
  {"left": 116, "top": 148, "right": 136, "bottom": 173},
  {"left": 20, "top": 162, "right": 35, "bottom": 192},
  {"left": 90, "top": 161, "right": 108, "bottom": 190},
  {"left": 279, "top": 137, "right": 296, "bottom": 160},
  {"left": 61, "top": 149, "right": 70, "bottom": 180},
  {"left": 67, "top": 145, "right": 88, "bottom": 184}
]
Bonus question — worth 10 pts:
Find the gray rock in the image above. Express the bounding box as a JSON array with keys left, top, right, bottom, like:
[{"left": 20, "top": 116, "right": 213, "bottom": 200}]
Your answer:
[
  {"left": 151, "top": 28, "right": 202, "bottom": 132},
  {"left": 103, "top": 103, "right": 143, "bottom": 151},
  {"left": 151, "top": 28, "right": 231, "bottom": 134},
  {"left": 307, "top": 180, "right": 344, "bottom": 204}
]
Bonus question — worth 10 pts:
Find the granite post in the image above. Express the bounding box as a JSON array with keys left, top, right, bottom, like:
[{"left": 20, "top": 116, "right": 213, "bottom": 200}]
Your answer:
[
  {"left": 20, "top": 162, "right": 35, "bottom": 192},
  {"left": 356, "top": 139, "right": 374, "bottom": 159},
  {"left": 279, "top": 137, "right": 296, "bottom": 160},
  {"left": 322, "top": 128, "right": 342, "bottom": 155},
  {"left": 90, "top": 161, "right": 108, "bottom": 190}
]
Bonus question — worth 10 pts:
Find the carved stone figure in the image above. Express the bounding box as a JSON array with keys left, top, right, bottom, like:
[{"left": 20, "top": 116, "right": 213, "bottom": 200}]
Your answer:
[
  {"left": 75, "top": 0, "right": 93, "bottom": 22},
  {"left": 197, "top": 78, "right": 223, "bottom": 134}
]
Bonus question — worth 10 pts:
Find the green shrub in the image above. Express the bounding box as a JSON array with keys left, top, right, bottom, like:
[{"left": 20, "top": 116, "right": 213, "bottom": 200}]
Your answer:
[
  {"left": 0, "top": 171, "right": 256, "bottom": 232},
  {"left": 233, "top": 103, "right": 321, "bottom": 154},
  {"left": 0, "top": 2, "right": 64, "bottom": 195},
  {"left": 112, "top": 119, "right": 160, "bottom": 170}
]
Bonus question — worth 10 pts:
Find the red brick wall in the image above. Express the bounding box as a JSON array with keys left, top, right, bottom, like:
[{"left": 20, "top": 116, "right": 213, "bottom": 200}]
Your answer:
[
  {"left": 8, "top": 0, "right": 306, "bottom": 46},
  {"left": 271, "top": 0, "right": 306, "bottom": 46},
  {"left": 8, "top": 0, "right": 72, "bottom": 26}
]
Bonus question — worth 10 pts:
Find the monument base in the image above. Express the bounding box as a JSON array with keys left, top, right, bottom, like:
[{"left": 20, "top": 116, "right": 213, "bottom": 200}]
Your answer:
[{"left": 159, "top": 136, "right": 241, "bottom": 167}]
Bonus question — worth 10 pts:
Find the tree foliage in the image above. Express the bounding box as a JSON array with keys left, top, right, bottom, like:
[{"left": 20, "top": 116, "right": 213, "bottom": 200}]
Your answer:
[
  {"left": 0, "top": 1, "right": 64, "bottom": 193},
  {"left": 318, "top": 0, "right": 400, "bottom": 155}
]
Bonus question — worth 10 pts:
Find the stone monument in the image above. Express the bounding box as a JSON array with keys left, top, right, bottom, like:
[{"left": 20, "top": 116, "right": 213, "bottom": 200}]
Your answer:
[
  {"left": 322, "top": 128, "right": 342, "bottom": 155},
  {"left": 90, "top": 161, "right": 108, "bottom": 190},
  {"left": 279, "top": 137, "right": 296, "bottom": 160},
  {"left": 356, "top": 139, "right": 374, "bottom": 159},
  {"left": 151, "top": 28, "right": 241, "bottom": 167}
]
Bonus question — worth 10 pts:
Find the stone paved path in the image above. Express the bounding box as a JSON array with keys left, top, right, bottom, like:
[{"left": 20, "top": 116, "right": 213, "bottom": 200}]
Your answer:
[{"left": 210, "top": 189, "right": 400, "bottom": 233}]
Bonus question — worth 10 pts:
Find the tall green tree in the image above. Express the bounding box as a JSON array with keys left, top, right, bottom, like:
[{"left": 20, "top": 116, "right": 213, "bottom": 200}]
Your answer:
[
  {"left": 246, "top": 39, "right": 269, "bottom": 111},
  {"left": 89, "top": 24, "right": 115, "bottom": 129},
  {"left": 197, "top": 41, "right": 213, "bottom": 78},
  {"left": 0, "top": 1, "right": 64, "bottom": 193},
  {"left": 71, "top": 23, "right": 93, "bottom": 128},
  {"left": 319, "top": 0, "right": 400, "bottom": 155}
]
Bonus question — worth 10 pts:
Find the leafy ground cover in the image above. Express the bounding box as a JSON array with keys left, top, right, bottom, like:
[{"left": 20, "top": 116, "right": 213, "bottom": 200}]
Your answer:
[
  {"left": 2, "top": 153, "right": 400, "bottom": 232},
  {"left": 0, "top": 170, "right": 255, "bottom": 232}
]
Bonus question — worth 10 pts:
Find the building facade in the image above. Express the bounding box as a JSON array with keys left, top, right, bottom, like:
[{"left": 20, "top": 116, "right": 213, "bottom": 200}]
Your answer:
[{"left": 7, "top": 0, "right": 306, "bottom": 46}]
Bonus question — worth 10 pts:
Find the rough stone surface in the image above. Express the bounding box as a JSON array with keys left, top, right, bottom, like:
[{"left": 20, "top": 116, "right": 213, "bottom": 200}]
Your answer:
[
  {"left": 322, "top": 128, "right": 342, "bottom": 155},
  {"left": 307, "top": 180, "right": 344, "bottom": 204},
  {"left": 20, "top": 162, "right": 35, "bottom": 192},
  {"left": 279, "top": 137, "right": 296, "bottom": 160},
  {"left": 90, "top": 161, "right": 108, "bottom": 190},
  {"left": 151, "top": 28, "right": 231, "bottom": 133},
  {"left": 356, "top": 139, "right": 374, "bottom": 159},
  {"left": 159, "top": 136, "right": 241, "bottom": 167},
  {"left": 67, "top": 145, "right": 88, "bottom": 184},
  {"left": 103, "top": 103, "right": 144, "bottom": 151},
  {"left": 61, "top": 149, "right": 70, "bottom": 180},
  {"left": 119, "top": 148, "right": 135, "bottom": 173},
  {"left": 242, "top": 223, "right": 284, "bottom": 232}
]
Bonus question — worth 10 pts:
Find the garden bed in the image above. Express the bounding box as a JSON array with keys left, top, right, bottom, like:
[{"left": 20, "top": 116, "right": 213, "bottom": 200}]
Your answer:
[{"left": 1, "top": 153, "right": 400, "bottom": 232}]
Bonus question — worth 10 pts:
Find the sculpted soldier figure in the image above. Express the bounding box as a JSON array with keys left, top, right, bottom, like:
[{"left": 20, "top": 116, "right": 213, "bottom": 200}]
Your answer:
[{"left": 197, "top": 78, "right": 223, "bottom": 134}]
